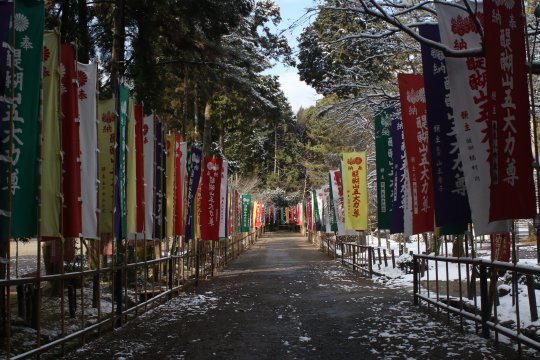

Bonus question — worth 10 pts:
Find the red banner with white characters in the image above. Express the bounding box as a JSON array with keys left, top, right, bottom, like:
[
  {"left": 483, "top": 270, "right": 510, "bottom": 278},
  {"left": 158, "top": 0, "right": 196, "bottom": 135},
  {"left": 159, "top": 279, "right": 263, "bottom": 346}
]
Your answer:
[
  {"left": 61, "top": 43, "right": 82, "bottom": 237},
  {"left": 398, "top": 73, "right": 434, "bottom": 234},
  {"left": 485, "top": 0, "right": 535, "bottom": 221},
  {"left": 255, "top": 203, "right": 263, "bottom": 228},
  {"left": 134, "top": 104, "right": 145, "bottom": 233},
  {"left": 200, "top": 157, "right": 223, "bottom": 240}
]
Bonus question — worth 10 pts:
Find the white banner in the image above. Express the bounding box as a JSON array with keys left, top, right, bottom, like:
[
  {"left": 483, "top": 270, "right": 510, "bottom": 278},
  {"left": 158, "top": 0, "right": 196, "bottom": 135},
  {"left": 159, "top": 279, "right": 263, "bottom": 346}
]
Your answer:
[
  {"left": 436, "top": 2, "right": 509, "bottom": 235},
  {"left": 143, "top": 114, "right": 155, "bottom": 239},
  {"left": 77, "top": 62, "right": 98, "bottom": 239},
  {"left": 219, "top": 160, "right": 228, "bottom": 238},
  {"left": 323, "top": 185, "right": 332, "bottom": 233}
]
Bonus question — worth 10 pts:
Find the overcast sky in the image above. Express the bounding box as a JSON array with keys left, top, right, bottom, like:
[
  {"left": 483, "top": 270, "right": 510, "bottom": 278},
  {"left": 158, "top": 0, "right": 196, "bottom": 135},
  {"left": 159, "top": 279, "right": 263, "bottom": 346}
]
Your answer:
[{"left": 263, "top": 0, "right": 321, "bottom": 114}]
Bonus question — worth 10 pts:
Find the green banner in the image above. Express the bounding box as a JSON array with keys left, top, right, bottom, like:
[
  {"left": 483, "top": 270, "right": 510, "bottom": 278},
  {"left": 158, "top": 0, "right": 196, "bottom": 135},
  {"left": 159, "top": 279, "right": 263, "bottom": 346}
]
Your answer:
[
  {"left": 328, "top": 172, "right": 337, "bottom": 232},
  {"left": 98, "top": 99, "right": 116, "bottom": 235},
  {"left": 0, "top": 0, "right": 44, "bottom": 241},
  {"left": 312, "top": 189, "right": 321, "bottom": 231},
  {"left": 241, "top": 194, "right": 251, "bottom": 232},
  {"left": 374, "top": 106, "right": 393, "bottom": 230},
  {"left": 40, "top": 31, "right": 61, "bottom": 237},
  {"left": 118, "top": 83, "right": 128, "bottom": 239}
]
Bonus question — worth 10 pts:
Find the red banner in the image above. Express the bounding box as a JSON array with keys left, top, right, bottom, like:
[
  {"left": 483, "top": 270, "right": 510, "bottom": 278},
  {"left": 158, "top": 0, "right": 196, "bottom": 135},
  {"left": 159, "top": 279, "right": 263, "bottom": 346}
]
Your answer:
[
  {"left": 135, "top": 104, "right": 145, "bottom": 233},
  {"left": 174, "top": 134, "right": 184, "bottom": 236},
  {"left": 398, "top": 73, "right": 434, "bottom": 234},
  {"left": 486, "top": 0, "right": 535, "bottom": 221},
  {"left": 491, "top": 233, "right": 510, "bottom": 262},
  {"left": 61, "top": 44, "right": 82, "bottom": 237},
  {"left": 255, "top": 203, "right": 263, "bottom": 227},
  {"left": 200, "top": 157, "right": 223, "bottom": 240}
]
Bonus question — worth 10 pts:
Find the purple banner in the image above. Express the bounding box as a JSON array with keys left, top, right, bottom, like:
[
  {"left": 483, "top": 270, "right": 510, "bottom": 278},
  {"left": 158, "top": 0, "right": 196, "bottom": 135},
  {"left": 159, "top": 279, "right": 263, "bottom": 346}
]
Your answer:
[
  {"left": 185, "top": 146, "right": 202, "bottom": 242},
  {"left": 419, "top": 24, "right": 471, "bottom": 228},
  {"left": 390, "top": 106, "right": 405, "bottom": 234}
]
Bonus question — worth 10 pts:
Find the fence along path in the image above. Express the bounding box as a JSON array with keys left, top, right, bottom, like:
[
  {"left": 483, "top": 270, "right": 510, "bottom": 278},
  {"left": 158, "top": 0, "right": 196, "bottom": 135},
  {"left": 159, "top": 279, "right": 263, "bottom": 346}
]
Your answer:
[{"left": 66, "top": 230, "right": 519, "bottom": 360}]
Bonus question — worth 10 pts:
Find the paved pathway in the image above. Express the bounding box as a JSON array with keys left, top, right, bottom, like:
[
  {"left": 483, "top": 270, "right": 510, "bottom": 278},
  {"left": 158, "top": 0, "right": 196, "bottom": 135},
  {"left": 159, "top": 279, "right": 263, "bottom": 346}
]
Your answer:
[{"left": 67, "top": 231, "right": 525, "bottom": 359}]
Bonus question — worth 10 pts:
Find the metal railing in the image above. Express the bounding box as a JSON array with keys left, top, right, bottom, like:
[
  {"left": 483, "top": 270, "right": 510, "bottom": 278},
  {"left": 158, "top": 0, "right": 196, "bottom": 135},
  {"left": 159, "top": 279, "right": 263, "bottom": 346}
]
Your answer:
[
  {"left": 0, "top": 228, "right": 262, "bottom": 359},
  {"left": 413, "top": 254, "right": 540, "bottom": 354}
]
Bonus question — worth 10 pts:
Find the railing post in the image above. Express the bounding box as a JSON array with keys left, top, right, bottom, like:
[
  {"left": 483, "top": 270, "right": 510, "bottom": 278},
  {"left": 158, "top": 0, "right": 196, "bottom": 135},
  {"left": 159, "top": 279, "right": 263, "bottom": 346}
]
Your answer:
[
  {"left": 391, "top": 249, "right": 396, "bottom": 268},
  {"left": 377, "top": 248, "right": 382, "bottom": 268},
  {"left": 367, "top": 247, "right": 373, "bottom": 277},
  {"left": 168, "top": 255, "right": 173, "bottom": 299},
  {"left": 479, "top": 262, "right": 490, "bottom": 338},
  {"left": 413, "top": 255, "right": 419, "bottom": 305},
  {"left": 211, "top": 241, "right": 215, "bottom": 277},
  {"left": 526, "top": 275, "right": 538, "bottom": 322},
  {"left": 195, "top": 241, "right": 200, "bottom": 286},
  {"left": 352, "top": 245, "right": 356, "bottom": 271},
  {"left": 341, "top": 243, "right": 345, "bottom": 266}
]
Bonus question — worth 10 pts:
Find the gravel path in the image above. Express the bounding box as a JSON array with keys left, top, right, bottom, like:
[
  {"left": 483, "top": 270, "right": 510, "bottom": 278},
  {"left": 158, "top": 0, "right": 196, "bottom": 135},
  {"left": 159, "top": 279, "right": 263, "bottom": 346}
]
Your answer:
[{"left": 65, "top": 231, "right": 527, "bottom": 359}]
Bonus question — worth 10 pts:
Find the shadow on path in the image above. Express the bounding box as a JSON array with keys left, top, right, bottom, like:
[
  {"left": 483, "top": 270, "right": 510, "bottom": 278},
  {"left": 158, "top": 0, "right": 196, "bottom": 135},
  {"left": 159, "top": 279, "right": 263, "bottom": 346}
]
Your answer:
[{"left": 66, "top": 231, "right": 525, "bottom": 359}]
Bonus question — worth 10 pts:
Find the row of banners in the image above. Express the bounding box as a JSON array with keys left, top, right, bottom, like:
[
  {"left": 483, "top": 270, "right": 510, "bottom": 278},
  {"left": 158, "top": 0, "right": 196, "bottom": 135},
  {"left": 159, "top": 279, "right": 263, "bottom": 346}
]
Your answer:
[
  {"left": 0, "top": 1, "right": 267, "bottom": 253},
  {"left": 374, "top": 0, "right": 535, "bottom": 237},
  {"left": 284, "top": 0, "right": 536, "bottom": 238}
]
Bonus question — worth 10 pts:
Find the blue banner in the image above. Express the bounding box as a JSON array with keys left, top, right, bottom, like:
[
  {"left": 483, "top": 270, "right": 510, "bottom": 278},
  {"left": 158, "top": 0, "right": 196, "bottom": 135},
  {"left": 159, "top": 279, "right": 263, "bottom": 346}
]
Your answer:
[
  {"left": 185, "top": 146, "right": 202, "bottom": 242},
  {"left": 390, "top": 106, "right": 404, "bottom": 234},
  {"left": 419, "top": 24, "right": 471, "bottom": 231}
]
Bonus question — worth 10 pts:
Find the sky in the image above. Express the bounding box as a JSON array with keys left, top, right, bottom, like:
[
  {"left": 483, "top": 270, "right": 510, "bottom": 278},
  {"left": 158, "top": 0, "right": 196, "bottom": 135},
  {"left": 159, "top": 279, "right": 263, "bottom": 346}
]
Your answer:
[{"left": 263, "top": 0, "right": 322, "bottom": 114}]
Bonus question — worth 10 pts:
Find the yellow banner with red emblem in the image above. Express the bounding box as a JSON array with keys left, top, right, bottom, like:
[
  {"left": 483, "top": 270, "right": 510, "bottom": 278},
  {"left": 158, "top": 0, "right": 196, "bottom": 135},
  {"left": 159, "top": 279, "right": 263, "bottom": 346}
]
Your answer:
[{"left": 342, "top": 152, "right": 368, "bottom": 231}]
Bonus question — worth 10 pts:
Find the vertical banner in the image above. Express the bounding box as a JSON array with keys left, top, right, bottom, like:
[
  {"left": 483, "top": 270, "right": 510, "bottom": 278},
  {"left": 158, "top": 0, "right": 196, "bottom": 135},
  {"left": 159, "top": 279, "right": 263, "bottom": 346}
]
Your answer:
[
  {"left": 61, "top": 43, "right": 82, "bottom": 237},
  {"left": 174, "top": 137, "right": 186, "bottom": 237},
  {"left": 97, "top": 99, "right": 116, "bottom": 235},
  {"left": 398, "top": 73, "right": 434, "bottom": 234},
  {"left": 0, "top": 0, "right": 43, "bottom": 241},
  {"left": 390, "top": 111, "right": 405, "bottom": 234},
  {"left": 0, "top": 2, "right": 12, "bottom": 121},
  {"left": 419, "top": 24, "right": 471, "bottom": 231},
  {"left": 115, "top": 83, "right": 129, "bottom": 240},
  {"left": 323, "top": 186, "right": 332, "bottom": 232},
  {"left": 41, "top": 31, "right": 62, "bottom": 238},
  {"left": 342, "top": 152, "right": 368, "bottom": 231},
  {"left": 316, "top": 187, "right": 327, "bottom": 232},
  {"left": 201, "top": 157, "right": 222, "bottom": 240},
  {"left": 165, "top": 133, "right": 175, "bottom": 238},
  {"left": 241, "top": 194, "right": 252, "bottom": 232},
  {"left": 374, "top": 106, "right": 394, "bottom": 230},
  {"left": 219, "top": 160, "right": 229, "bottom": 238},
  {"left": 78, "top": 62, "right": 98, "bottom": 239},
  {"left": 312, "top": 189, "right": 320, "bottom": 230},
  {"left": 154, "top": 118, "right": 163, "bottom": 239},
  {"left": 491, "top": 233, "right": 511, "bottom": 262},
  {"left": 256, "top": 203, "right": 263, "bottom": 228},
  {"left": 328, "top": 171, "right": 338, "bottom": 232},
  {"left": 485, "top": 0, "right": 536, "bottom": 221},
  {"left": 126, "top": 99, "right": 137, "bottom": 236},
  {"left": 134, "top": 104, "right": 145, "bottom": 234},
  {"left": 143, "top": 114, "right": 154, "bottom": 239},
  {"left": 185, "top": 146, "right": 202, "bottom": 241},
  {"left": 437, "top": 2, "right": 509, "bottom": 235}
]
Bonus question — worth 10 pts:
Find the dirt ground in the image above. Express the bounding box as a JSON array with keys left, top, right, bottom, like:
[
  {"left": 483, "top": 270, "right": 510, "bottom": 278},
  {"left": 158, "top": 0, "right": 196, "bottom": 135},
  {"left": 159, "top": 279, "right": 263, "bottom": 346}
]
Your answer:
[{"left": 57, "top": 231, "right": 532, "bottom": 359}]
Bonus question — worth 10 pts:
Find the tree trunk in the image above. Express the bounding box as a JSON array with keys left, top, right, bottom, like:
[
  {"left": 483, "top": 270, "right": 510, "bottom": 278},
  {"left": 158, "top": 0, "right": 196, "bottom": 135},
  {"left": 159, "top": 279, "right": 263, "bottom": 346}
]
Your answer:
[
  {"left": 77, "top": 0, "right": 91, "bottom": 63},
  {"left": 111, "top": 0, "right": 125, "bottom": 89}
]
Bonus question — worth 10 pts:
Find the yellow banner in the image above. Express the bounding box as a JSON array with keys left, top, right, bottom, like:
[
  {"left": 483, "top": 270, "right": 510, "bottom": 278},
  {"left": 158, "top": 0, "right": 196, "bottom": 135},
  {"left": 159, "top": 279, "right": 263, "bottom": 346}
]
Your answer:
[
  {"left": 285, "top": 207, "right": 289, "bottom": 223},
  {"left": 97, "top": 99, "right": 116, "bottom": 235},
  {"left": 126, "top": 99, "right": 137, "bottom": 234},
  {"left": 41, "top": 32, "right": 61, "bottom": 237},
  {"left": 165, "top": 133, "right": 175, "bottom": 238},
  {"left": 342, "top": 152, "right": 368, "bottom": 231}
]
